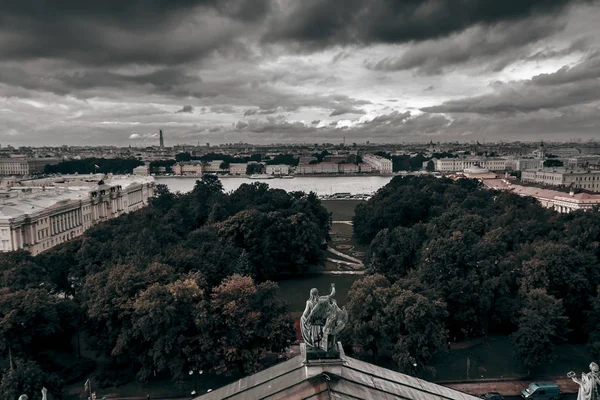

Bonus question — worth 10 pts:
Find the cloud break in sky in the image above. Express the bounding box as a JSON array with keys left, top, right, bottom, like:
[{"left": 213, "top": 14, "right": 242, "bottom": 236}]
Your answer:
[{"left": 0, "top": 0, "right": 599, "bottom": 146}]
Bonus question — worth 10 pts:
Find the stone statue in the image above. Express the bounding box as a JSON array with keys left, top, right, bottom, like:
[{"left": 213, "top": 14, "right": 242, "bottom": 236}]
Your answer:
[
  {"left": 568, "top": 362, "right": 600, "bottom": 400},
  {"left": 18, "top": 386, "right": 46, "bottom": 400},
  {"left": 301, "top": 283, "right": 348, "bottom": 352}
]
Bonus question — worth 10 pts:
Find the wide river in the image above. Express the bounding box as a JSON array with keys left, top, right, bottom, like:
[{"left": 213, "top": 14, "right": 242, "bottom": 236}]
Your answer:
[
  {"left": 155, "top": 175, "right": 394, "bottom": 195},
  {"left": 156, "top": 176, "right": 391, "bottom": 312}
]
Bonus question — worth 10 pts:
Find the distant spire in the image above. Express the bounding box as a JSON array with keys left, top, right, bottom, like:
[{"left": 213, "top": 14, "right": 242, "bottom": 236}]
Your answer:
[{"left": 159, "top": 129, "right": 165, "bottom": 148}]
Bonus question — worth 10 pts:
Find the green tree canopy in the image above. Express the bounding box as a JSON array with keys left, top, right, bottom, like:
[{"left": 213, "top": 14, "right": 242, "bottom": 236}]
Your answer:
[{"left": 512, "top": 289, "right": 569, "bottom": 372}]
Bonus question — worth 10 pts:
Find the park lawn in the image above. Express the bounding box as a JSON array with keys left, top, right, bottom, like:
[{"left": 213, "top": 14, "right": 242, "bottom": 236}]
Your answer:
[
  {"left": 329, "top": 225, "right": 367, "bottom": 261},
  {"left": 322, "top": 200, "right": 364, "bottom": 221},
  {"left": 429, "top": 335, "right": 589, "bottom": 382},
  {"left": 331, "top": 222, "right": 353, "bottom": 236}
]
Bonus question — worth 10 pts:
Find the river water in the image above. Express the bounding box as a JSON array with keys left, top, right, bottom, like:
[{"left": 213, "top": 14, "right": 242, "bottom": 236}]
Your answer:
[{"left": 155, "top": 175, "right": 394, "bottom": 195}]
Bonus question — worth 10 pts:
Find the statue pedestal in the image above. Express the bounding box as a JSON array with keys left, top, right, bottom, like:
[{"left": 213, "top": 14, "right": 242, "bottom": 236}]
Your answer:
[
  {"left": 306, "top": 347, "right": 340, "bottom": 361},
  {"left": 302, "top": 342, "right": 346, "bottom": 363}
]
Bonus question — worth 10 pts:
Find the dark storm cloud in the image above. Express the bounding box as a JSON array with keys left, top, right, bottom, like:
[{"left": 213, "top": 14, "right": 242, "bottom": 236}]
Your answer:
[
  {"left": 0, "top": 0, "right": 269, "bottom": 22},
  {"left": 243, "top": 108, "right": 278, "bottom": 116},
  {"left": 329, "top": 106, "right": 366, "bottom": 117},
  {"left": 421, "top": 52, "right": 600, "bottom": 115},
  {"left": 366, "top": 17, "right": 564, "bottom": 74},
  {"left": 176, "top": 105, "right": 194, "bottom": 113},
  {"left": 234, "top": 118, "right": 316, "bottom": 134},
  {"left": 0, "top": 65, "right": 200, "bottom": 97},
  {"left": 367, "top": 111, "right": 412, "bottom": 126},
  {"left": 266, "top": 0, "right": 584, "bottom": 47},
  {"left": 0, "top": 0, "right": 270, "bottom": 66}
]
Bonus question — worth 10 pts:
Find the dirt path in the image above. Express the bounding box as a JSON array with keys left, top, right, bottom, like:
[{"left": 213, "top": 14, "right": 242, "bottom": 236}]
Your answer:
[{"left": 327, "top": 246, "right": 363, "bottom": 265}]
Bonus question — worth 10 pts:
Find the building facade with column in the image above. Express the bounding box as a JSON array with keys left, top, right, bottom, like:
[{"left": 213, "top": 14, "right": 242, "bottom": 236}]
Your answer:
[
  {"left": 434, "top": 157, "right": 508, "bottom": 172},
  {"left": 0, "top": 175, "right": 155, "bottom": 255},
  {"left": 362, "top": 154, "right": 393, "bottom": 174},
  {"left": 172, "top": 161, "right": 204, "bottom": 175},
  {"left": 482, "top": 179, "right": 600, "bottom": 214},
  {"left": 265, "top": 164, "right": 290, "bottom": 175},
  {"left": 0, "top": 158, "right": 62, "bottom": 176},
  {"left": 521, "top": 168, "right": 600, "bottom": 192}
]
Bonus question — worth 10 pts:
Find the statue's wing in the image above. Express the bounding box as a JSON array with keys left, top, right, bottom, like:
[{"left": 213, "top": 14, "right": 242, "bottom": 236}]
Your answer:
[
  {"left": 331, "top": 307, "right": 348, "bottom": 335},
  {"left": 308, "top": 299, "right": 331, "bottom": 324}
]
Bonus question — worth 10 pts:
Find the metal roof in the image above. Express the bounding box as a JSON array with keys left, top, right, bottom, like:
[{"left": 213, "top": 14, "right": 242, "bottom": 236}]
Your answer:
[{"left": 194, "top": 344, "right": 481, "bottom": 400}]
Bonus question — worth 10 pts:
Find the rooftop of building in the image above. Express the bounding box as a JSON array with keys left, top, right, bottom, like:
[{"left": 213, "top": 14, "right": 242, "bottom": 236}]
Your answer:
[
  {"left": 0, "top": 174, "right": 154, "bottom": 220},
  {"left": 523, "top": 167, "right": 600, "bottom": 174},
  {"left": 481, "top": 180, "right": 600, "bottom": 203},
  {"left": 195, "top": 343, "right": 480, "bottom": 400}
]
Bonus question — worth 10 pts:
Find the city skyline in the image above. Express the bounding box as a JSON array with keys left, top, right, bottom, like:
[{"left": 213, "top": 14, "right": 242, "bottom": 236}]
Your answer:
[{"left": 1, "top": 0, "right": 599, "bottom": 146}]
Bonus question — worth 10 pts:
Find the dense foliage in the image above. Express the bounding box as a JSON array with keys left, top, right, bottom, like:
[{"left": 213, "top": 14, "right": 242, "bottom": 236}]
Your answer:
[
  {"left": 543, "top": 159, "right": 564, "bottom": 168},
  {"left": 351, "top": 176, "right": 600, "bottom": 372},
  {"left": 264, "top": 154, "right": 299, "bottom": 166},
  {"left": 44, "top": 158, "right": 143, "bottom": 174},
  {"left": 0, "top": 176, "right": 330, "bottom": 396}
]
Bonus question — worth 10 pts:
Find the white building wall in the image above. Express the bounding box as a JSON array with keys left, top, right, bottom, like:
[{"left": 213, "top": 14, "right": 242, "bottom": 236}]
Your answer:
[
  {"left": 266, "top": 165, "right": 290, "bottom": 175},
  {"left": 0, "top": 179, "right": 155, "bottom": 255}
]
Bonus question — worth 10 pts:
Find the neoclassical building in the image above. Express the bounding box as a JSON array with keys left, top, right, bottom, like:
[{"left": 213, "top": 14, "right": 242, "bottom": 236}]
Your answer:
[{"left": 0, "top": 174, "right": 155, "bottom": 255}]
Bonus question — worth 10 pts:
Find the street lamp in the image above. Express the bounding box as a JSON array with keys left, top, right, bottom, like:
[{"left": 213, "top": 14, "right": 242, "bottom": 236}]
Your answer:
[{"left": 189, "top": 368, "right": 203, "bottom": 397}]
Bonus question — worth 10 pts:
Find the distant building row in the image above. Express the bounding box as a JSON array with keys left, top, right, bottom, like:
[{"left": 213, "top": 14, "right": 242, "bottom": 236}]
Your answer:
[
  {"left": 433, "top": 155, "right": 600, "bottom": 173},
  {"left": 169, "top": 154, "right": 393, "bottom": 176},
  {"left": 0, "top": 158, "right": 62, "bottom": 176},
  {"left": 483, "top": 179, "right": 600, "bottom": 213},
  {"left": 521, "top": 168, "right": 600, "bottom": 192},
  {"left": 296, "top": 163, "right": 370, "bottom": 174},
  {"left": 0, "top": 175, "right": 155, "bottom": 255}
]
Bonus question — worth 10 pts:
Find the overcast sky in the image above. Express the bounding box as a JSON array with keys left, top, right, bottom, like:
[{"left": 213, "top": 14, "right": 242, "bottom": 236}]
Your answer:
[{"left": 1, "top": 0, "right": 599, "bottom": 146}]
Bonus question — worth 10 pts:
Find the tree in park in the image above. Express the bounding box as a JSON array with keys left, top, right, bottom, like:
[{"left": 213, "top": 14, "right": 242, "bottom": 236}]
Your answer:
[
  {"left": 586, "top": 286, "right": 600, "bottom": 358},
  {"left": 0, "top": 359, "right": 64, "bottom": 400},
  {"left": 345, "top": 275, "right": 393, "bottom": 360},
  {"left": 206, "top": 275, "right": 295, "bottom": 376},
  {"left": 246, "top": 163, "right": 263, "bottom": 175},
  {"left": 345, "top": 275, "right": 448, "bottom": 372},
  {"left": 82, "top": 262, "right": 177, "bottom": 360},
  {"left": 417, "top": 232, "right": 483, "bottom": 339},
  {"left": 235, "top": 250, "right": 254, "bottom": 277},
  {"left": 0, "top": 250, "right": 51, "bottom": 292},
  {"left": 384, "top": 284, "right": 448, "bottom": 374},
  {"left": 366, "top": 225, "right": 426, "bottom": 280},
  {"left": 130, "top": 273, "right": 211, "bottom": 381},
  {"left": 0, "top": 288, "right": 78, "bottom": 360},
  {"left": 521, "top": 242, "right": 599, "bottom": 331},
  {"left": 512, "top": 289, "right": 569, "bottom": 373},
  {"left": 217, "top": 210, "right": 324, "bottom": 279}
]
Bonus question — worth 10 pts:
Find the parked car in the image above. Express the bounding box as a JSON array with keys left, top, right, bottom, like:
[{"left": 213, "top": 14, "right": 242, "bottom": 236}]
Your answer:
[
  {"left": 521, "top": 382, "right": 561, "bottom": 400},
  {"left": 480, "top": 392, "right": 504, "bottom": 400}
]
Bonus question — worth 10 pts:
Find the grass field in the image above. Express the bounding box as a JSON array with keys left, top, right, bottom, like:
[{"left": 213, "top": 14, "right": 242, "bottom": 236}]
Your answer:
[
  {"left": 322, "top": 200, "right": 364, "bottom": 221},
  {"left": 429, "top": 335, "right": 589, "bottom": 381}
]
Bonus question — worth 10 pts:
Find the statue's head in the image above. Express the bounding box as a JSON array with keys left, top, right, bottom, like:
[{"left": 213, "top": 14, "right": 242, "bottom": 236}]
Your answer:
[
  {"left": 310, "top": 288, "right": 318, "bottom": 299},
  {"left": 19, "top": 395, "right": 28, "bottom": 400},
  {"left": 591, "top": 362, "right": 599, "bottom": 372}
]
